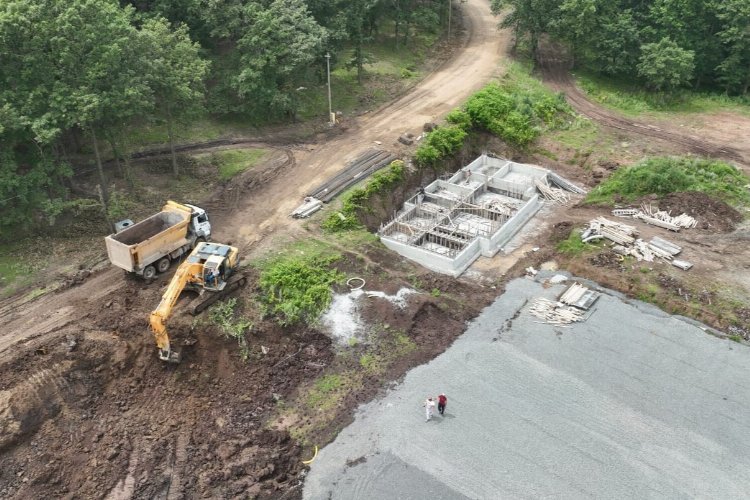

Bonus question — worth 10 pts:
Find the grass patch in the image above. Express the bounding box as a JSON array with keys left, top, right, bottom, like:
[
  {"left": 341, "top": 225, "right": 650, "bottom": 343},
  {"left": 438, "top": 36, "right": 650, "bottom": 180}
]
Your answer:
[
  {"left": 127, "top": 116, "right": 259, "bottom": 150},
  {"left": 306, "top": 372, "right": 359, "bottom": 410},
  {"left": 296, "top": 30, "right": 437, "bottom": 120},
  {"left": 256, "top": 240, "right": 344, "bottom": 326},
  {"left": 211, "top": 148, "right": 267, "bottom": 180},
  {"left": 575, "top": 71, "right": 750, "bottom": 116},
  {"left": 557, "top": 228, "right": 591, "bottom": 256},
  {"left": 585, "top": 156, "right": 750, "bottom": 206}
]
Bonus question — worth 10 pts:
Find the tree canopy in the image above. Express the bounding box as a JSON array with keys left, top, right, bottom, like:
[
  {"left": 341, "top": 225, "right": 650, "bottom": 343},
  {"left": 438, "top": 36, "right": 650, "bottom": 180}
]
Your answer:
[
  {"left": 0, "top": 0, "right": 451, "bottom": 236},
  {"left": 493, "top": 0, "right": 750, "bottom": 95}
]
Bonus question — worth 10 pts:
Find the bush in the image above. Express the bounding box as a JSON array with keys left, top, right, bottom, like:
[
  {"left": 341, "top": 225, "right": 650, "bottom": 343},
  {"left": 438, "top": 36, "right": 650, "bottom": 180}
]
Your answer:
[
  {"left": 586, "top": 156, "right": 750, "bottom": 206},
  {"left": 463, "top": 81, "right": 569, "bottom": 147},
  {"left": 414, "top": 125, "right": 467, "bottom": 167},
  {"left": 445, "top": 109, "right": 472, "bottom": 130},
  {"left": 258, "top": 253, "right": 344, "bottom": 325},
  {"left": 323, "top": 160, "right": 405, "bottom": 232}
]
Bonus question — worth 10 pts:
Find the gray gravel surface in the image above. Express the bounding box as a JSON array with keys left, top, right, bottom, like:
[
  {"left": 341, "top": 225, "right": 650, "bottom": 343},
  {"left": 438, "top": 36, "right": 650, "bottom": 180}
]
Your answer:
[{"left": 303, "top": 276, "right": 750, "bottom": 499}]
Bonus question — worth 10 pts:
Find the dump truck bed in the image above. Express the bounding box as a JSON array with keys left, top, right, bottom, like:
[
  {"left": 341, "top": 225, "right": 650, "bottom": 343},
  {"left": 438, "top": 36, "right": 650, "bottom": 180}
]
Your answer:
[{"left": 105, "top": 203, "right": 192, "bottom": 273}]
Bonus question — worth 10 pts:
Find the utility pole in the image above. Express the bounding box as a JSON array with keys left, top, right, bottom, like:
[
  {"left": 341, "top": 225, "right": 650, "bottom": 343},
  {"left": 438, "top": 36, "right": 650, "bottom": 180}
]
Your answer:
[{"left": 325, "top": 52, "right": 333, "bottom": 126}]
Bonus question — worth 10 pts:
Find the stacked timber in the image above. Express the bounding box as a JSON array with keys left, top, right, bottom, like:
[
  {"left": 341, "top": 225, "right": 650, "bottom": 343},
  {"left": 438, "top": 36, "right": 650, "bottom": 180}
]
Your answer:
[
  {"left": 529, "top": 298, "right": 584, "bottom": 325},
  {"left": 582, "top": 217, "right": 690, "bottom": 266},
  {"left": 534, "top": 179, "right": 570, "bottom": 204}
]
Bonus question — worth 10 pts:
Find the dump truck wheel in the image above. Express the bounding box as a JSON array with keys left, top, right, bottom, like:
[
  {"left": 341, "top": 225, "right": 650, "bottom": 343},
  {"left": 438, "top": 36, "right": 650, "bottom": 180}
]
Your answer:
[
  {"left": 156, "top": 257, "right": 170, "bottom": 273},
  {"left": 143, "top": 265, "right": 156, "bottom": 280}
]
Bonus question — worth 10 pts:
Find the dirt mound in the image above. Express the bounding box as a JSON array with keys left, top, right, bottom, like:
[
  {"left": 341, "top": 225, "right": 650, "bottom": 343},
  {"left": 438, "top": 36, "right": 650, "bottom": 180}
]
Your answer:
[
  {"left": 653, "top": 192, "right": 742, "bottom": 233},
  {"left": 588, "top": 251, "right": 626, "bottom": 271}
]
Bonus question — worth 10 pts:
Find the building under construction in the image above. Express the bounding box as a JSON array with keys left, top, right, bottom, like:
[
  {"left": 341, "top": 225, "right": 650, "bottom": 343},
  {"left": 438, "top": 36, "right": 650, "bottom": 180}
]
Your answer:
[{"left": 378, "top": 154, "right": 583, "bottom": 276}]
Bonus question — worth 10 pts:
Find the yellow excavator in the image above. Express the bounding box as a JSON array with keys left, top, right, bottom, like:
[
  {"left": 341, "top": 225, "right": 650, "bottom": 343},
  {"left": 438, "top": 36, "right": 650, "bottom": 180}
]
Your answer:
[{"left": 149, "top": 241, "right": 247, "bottom": 362}]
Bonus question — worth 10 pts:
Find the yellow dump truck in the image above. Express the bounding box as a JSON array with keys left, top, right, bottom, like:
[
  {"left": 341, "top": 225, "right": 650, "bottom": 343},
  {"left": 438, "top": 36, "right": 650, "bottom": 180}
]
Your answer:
[{"left": 105, "top": 201, "right": 212, "bottom": 279}]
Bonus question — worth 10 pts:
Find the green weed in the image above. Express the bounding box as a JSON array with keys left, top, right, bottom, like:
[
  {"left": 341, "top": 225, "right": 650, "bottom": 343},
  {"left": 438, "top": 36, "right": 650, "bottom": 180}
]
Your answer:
[
  {"left": 256, "top": 243, "right": 344, "bottom": 326},
  {"left": 585, "top": 156, "right": 750, "bottom": 207},
  {"left": 556, "top": 229, "right": 590, "bottom": 256},
  {"left": 212, "top": 148, "right": 267, "bottom": 180},
  {"left": 209, "top": 298, "right": 252, "bottom": 361},
  {"left": 322, "top": 160, "right": 405, "bottom": 232}
]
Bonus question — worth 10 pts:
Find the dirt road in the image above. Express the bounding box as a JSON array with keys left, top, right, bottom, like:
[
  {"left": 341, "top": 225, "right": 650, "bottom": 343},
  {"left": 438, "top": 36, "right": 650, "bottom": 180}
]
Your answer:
[
  {"left": 0, "top": 0, "right": 508, "bottom": 359},
  {"left": 537, "top": 48, "right": 750, "bottom": 166}
]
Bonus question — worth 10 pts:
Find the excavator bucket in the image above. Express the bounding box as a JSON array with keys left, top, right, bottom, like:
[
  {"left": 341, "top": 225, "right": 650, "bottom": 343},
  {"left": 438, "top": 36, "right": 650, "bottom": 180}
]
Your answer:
[{"left": 159, "top": 349, "right": 181, "bottom": 363}]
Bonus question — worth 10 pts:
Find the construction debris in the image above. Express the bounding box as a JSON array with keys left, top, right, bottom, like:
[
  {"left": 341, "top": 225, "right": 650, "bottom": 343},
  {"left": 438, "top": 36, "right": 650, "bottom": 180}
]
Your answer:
[
  {"left": 548, "top": 172, "right": 587, "bottom": 195},
  {"left": 559, "top": 282, "right": 600, "bottom": 310},
  {"left": 649, "top": 236, "right": 682, "bottom": 256},
  {"left": 529, "top": 298, "right": 584, "bottom": 325},
  {"left": 307, "top": 149, "right": 397, "bottom": 203},
  {"left": 612, "top": 208, "right": 638, "bottom": 217},
  {"left": 610, "top": 204, "right": 697, "bottom": 231},
  {"left": 672, "top": 259, "right": 694, "bottom": 271},
  {"left": 290, "top": 197, "right": 324, "bottom": 218},
  {"left": 581, "top": 217, "right": 688, "bottom": 265},
  {"left": 534, "top": 179, "right": 570, "bottom": 204}
]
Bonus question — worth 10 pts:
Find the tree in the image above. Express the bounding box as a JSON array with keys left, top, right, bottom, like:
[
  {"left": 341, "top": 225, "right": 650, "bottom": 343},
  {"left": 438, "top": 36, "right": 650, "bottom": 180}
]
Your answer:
[
  {"left": 715, "top": 0, "right": 750, "bottom": 94},
  {"left": 344, "top": 0, "right": 377, "bottom": 83},
  {"left": 491, "top": 0, "right": 561, "bottom": 63},
  {"left": 0, "top": 0, "right": 149, "bottom": 225},
  {"left": 138, "top": 17, "right": 210, "bottom": 176},
  {"left": 234, "top": 0, "right": 327, "bottom": 118},
  {"left": 637, "top": 37, "right": 695, "bottom": 91}
]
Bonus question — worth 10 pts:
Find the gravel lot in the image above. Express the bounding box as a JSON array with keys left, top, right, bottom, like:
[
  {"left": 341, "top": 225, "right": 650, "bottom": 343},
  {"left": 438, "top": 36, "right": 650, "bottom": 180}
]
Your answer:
[{"left": 304, "top": 275, "right": 750, "bottom": 499}]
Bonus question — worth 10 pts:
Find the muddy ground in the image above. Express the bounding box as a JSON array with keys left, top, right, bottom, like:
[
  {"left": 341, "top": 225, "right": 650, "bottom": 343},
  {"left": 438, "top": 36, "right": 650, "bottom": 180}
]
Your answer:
[
  {"left": 0, "top": 243, "right": 497, "bottom": 499},
  {"left": 2, "top": 2, "right": 750, "bottom": 499}
]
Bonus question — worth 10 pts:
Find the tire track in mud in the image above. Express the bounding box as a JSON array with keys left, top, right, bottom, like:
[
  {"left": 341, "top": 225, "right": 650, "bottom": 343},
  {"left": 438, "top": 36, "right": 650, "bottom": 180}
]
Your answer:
[
  {"left": 537, "top": 50, "right": 746, "bottom": 164},
  {"left": 0, "top": 362, "right": 74, "bottom": 452}
]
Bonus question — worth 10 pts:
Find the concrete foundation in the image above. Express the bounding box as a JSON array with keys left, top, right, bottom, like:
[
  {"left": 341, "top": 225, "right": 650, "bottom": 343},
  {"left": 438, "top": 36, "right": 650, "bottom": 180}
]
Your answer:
[{"left": 379, "top": 155, "right": 577, "bottom": 276}]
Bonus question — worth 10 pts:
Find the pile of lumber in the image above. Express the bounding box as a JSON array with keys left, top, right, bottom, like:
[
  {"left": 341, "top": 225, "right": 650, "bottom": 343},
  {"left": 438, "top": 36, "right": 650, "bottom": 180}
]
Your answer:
[
  {"left": 611, "top": 204, "right": 697, "bottom": 231},
  {"left": 529, "top": 298, "right": 584, "bottom": 325},
  {"left": 582, "top": 217, "right": 637, "bottom": 245},
  {"left": 534, "top": 179, "right": 570, "bottom": 204},
  {"left": 559, "top": 282, "right": 599, "bottom": 310},
  {"left": 583, "top": 217, "right": 691, "bottom": 268}
]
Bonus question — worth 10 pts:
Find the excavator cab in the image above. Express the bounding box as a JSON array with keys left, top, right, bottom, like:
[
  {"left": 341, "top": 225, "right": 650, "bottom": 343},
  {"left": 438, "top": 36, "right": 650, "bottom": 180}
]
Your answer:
[{"left": 203, "top": 256, "right": 227, "bottom": 291}]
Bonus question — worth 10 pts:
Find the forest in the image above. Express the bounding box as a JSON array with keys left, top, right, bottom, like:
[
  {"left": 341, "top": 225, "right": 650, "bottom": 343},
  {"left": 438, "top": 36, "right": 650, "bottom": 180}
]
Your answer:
[
  {"left": 493, "top": 0, "right": 750, "bottom": 94},
  {"left": 0, "top": 0, "right": 450, "bottom": 235},
  {"left": 2, "top": 0, "right": 749, "bottom": 236}
]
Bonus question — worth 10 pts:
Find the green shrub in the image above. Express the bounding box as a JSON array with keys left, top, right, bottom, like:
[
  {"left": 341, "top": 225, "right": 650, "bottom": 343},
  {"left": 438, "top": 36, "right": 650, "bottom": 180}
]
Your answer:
[
  {"left": 463, "top": 80, "right": 569, "bottom": 147},
  {"left": 445, "top": 109, "right": 472, "bottom": 130},
  {"left": 323, "top": 160, "right": 405, "bottom": 232},
  {"left": 209, "top": 298, "right": 252, "bottom": 360},
  {"left": 258, "top": 253, "right": 344, "bottom": 325},
  {"left": 414, "top": 125, "right": 466, "bottom": 167},
  {"left": 586, "top": 157, "right": 750, "bottom": 206}
]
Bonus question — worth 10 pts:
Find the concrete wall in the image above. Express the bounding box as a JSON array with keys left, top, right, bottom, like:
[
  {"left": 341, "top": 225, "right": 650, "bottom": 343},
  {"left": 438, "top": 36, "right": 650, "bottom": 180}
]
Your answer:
[
  {"left": 481, "top": 194, "right": 542, "bottom": 256},
  {"left": 378, "top": 155, "right": 559, "bottom": 277}
]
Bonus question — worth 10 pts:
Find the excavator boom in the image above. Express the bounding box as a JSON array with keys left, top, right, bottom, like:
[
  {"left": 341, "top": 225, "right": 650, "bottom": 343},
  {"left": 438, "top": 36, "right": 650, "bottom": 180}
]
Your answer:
[{"left": 148, "top": 241, "right": 244, "bottom": 363}]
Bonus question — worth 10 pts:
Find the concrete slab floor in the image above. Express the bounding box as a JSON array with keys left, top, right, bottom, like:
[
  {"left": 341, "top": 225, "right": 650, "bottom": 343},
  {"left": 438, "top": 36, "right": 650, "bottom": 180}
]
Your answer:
[{"left": 304, "top": 275, "right": 750, "bottom": 500}]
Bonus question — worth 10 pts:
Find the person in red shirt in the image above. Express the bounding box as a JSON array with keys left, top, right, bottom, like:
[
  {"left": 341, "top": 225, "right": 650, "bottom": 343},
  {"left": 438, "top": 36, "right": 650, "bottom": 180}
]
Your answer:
[{"left": 437, "top": 393, "right": 447, "bottom": 415}]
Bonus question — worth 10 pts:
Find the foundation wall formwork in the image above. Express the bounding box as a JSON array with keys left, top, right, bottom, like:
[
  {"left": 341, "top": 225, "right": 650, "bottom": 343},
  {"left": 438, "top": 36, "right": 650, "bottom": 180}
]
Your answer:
[{"left": 378, "top": 155, "right": 574, "bottom": 276}]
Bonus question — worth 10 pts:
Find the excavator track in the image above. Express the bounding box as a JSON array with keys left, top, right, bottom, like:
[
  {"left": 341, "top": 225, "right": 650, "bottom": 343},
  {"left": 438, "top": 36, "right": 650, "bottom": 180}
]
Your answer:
[{"left": 189, "top": 274, "right": 248, "bottom": 316}]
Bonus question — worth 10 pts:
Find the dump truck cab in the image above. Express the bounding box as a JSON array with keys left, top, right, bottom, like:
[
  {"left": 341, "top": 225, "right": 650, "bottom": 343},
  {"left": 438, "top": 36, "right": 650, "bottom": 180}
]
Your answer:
[{"left": 185, "top": 204, "right": 212, "bottom": 241}]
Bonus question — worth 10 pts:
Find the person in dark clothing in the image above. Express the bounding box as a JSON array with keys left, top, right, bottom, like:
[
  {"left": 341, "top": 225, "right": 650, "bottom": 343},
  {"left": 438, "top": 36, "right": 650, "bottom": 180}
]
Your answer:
[{"left": 437, "top": 393, "right": 447, "bottom": 415}]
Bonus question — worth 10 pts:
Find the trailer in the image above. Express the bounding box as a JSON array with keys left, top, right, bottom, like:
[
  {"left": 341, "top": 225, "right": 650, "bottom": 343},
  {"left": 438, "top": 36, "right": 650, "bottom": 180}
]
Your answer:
[{"left": 105, "top": 201, "right": 212, "bottom": 279}]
